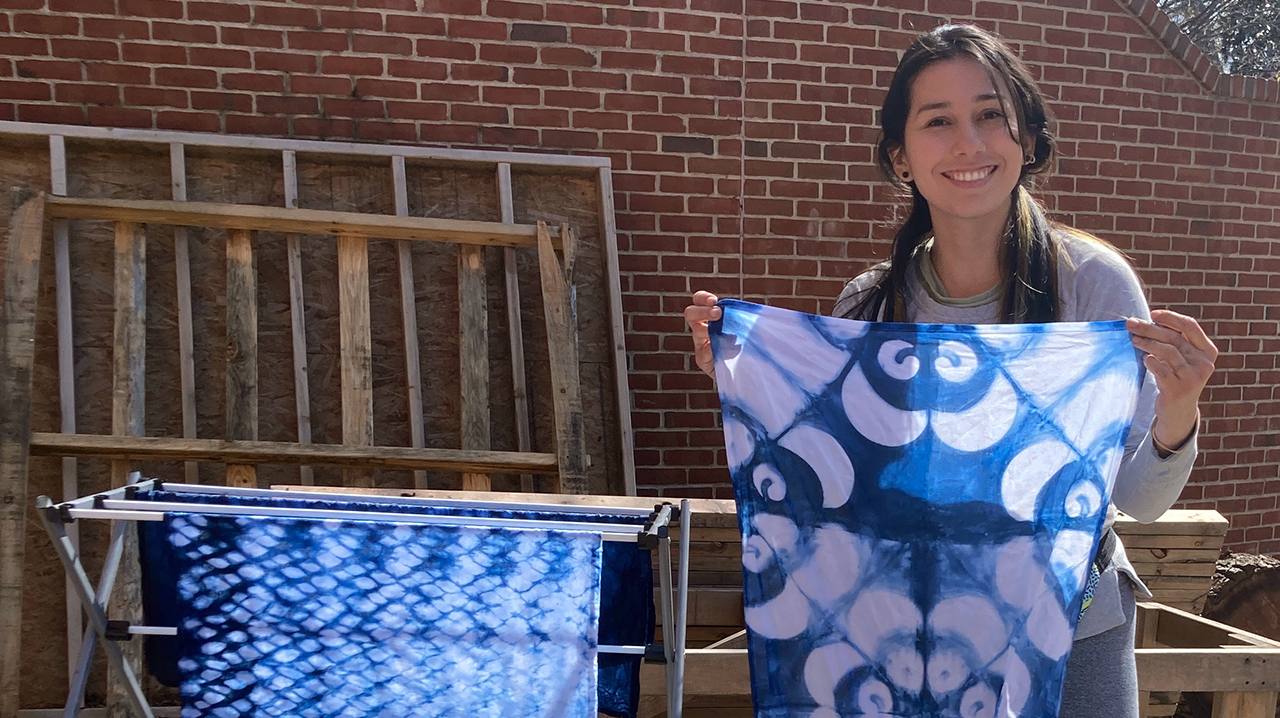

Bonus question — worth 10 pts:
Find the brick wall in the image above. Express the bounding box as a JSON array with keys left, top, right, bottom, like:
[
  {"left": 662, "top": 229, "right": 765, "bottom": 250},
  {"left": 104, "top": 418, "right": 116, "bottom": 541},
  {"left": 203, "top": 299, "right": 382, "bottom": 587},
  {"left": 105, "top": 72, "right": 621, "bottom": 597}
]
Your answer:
[{"left": 1, "top": 0, "right": 1279, "bottom": 550}]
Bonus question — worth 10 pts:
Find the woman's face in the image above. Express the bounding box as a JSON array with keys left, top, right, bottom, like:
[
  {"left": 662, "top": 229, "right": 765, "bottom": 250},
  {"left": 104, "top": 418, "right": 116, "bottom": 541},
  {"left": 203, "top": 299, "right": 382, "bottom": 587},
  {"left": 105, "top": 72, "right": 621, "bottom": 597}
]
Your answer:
[{"left": 892, "top": 56, "right": 1029, "bottom": 228}]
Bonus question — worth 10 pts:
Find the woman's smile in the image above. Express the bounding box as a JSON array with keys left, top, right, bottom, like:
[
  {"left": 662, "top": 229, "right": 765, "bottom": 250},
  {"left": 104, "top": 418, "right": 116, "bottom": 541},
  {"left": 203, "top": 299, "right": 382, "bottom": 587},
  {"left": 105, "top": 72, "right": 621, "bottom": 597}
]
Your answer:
[{"left": 941, "top": 165, "right": 997, "bottom": 186}]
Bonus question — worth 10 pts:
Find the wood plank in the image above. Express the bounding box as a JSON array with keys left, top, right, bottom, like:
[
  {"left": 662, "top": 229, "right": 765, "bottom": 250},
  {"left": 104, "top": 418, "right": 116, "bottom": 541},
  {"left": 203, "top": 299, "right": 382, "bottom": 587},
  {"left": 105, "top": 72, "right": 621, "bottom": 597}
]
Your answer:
[
  {"left": 1120, "top": 534, "right": 1226, "bottom": 550},
  {"left": 1146, "top": 602, "right": 1280, "bottom": 650},
  {"left": 1211, "top": 691, "right": 1279, "bottom": 718},
  {"left": 537, "top": 221, "right": 589, "bottom": 494},
  {"left": 225, "top": 228, "right": 258, "bottom": 488},
  {"left": 0, "top": 119, "right": 612, "bottom": 169},
  {"left": 596, "top": 167, "right": 637, "bottom": 496},
  {"left": 45, "top": 195, "right": 564, "bottom": 248},
  {"left": 30, "top": 433, "right": 560, "bottom": 474},
  {"left": 49, "top": 134, "right": 84, "bottom": 690},
  {"left": 108, "top": 220, "right": 145, "bottom": 718},
  {"left": 392, "top": 155, "right": 427, "bottom": 490},
  {"left": 337, "top": 234, "right": 374, "bottom": 488},
  {"left": 1138, "top": 649, "right": 1280, "bottom": 692},
  {"left": 282, "top": 150, "right": 313, "bottom": 486},
  {"left": 170, "top": 142, "right": 199, "bottom": 484},
  {"left": 497, "top": 162, "right": 533, "bottom": 493},
  {"left": 0, "top": 189, "right": 45, "bottom": 718},
  {"left": 1115, "top": 510, "right": 1230, "bottom": 536},
  {"left": 458, "top": 241, "right": 490, "bottom": 491}
]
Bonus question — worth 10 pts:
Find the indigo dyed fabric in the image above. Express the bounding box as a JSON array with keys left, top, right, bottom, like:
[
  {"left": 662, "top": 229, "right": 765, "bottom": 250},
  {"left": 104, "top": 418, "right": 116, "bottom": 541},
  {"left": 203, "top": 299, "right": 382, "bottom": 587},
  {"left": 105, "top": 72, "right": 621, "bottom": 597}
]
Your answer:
[
  {"left": 709, "top": 300, "right": 1141, "bottom": 718},
  {"left": 138, "top": 490, "right": 653, "bottom": 717},
  {"left": 163, "top": 513, "right": 601, "bottom": 718}
]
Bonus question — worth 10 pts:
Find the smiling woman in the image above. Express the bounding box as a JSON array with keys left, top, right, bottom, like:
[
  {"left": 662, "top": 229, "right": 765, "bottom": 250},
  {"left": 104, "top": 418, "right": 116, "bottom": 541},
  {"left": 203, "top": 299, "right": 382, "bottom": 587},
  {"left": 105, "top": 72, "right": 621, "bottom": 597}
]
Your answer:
[{"left": 683, "top": 23, "right": 1219, "bottom": 718}]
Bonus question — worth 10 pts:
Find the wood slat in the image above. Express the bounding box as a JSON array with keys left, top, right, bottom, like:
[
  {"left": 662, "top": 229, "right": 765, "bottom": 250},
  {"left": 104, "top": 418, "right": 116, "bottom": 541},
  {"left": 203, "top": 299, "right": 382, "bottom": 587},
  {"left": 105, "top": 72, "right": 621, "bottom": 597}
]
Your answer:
[
  {"left": 282, "top": 149, "right": 314, "bottom": 486},
  {"left": 107, "top": 220, "right": 146, "bottom": 718},
  {"left": 1211, "top": 691, "right": 1280, "bottom": 718},
  {"left": 596, "top": 167, "right": 636, "bottom": 496},
  {"left": 30, "top": 433, "right": 560, "bottom": 474},
  {"left": 0, "top": 189, "right": 45, "bottom": 718},
  {"left": 337, "top": 235, "right": 374, "bottom": 488},
  {"left": 170, "top": 142, "right": 199, "bottom": 485},
  {"left": 225, "top": 228, "right": 257, "bottom": 488},
  {"left": 391, "top": 155, "right": 427, "bottom": 490},
  {"left": 1115, "top": 510, "right": 1230, "bottom": 536},
  {"left": 537, "top": 222, "right": 589, "bottom": 494},
  {"left": 497, "top": 162, "right": 533, "bottom": 493},
  {"left": 48, "top": 135, "right": 84, "bottom": 688},
  {"left": 45, "top": 195, "right": 563, "bottom": 248},
  {"left": 458, "top": 242, "right": 490, "bottom": 491}
]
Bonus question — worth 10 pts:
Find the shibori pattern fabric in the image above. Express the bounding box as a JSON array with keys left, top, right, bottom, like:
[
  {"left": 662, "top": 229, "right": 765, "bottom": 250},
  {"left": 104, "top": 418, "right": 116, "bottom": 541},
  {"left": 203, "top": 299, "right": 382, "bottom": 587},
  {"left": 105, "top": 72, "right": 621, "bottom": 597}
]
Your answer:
[
  {"left": 708, "top": 300, "right": 1142, "bottom": 718},
  {"left": 160, "top": 512, "right": 602, "bottom": 718},
  {"left": 137, "top": 491, "right": 653, "bottom": 718}
]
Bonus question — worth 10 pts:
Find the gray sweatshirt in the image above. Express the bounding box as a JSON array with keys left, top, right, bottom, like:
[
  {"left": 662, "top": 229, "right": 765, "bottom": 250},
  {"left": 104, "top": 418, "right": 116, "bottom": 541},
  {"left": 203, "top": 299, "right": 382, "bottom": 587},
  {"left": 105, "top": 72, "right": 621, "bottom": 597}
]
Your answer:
[{"left": 831, "top": 230, "right": 1198, "bottom": 640}]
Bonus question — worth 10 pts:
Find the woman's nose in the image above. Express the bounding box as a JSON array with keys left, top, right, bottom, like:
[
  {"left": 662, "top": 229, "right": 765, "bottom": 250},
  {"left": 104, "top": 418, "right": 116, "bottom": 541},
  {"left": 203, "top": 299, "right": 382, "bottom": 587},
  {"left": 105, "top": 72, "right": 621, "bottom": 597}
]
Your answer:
[{"left": 952, "top": 120, "right": 985, "bottom": 156}]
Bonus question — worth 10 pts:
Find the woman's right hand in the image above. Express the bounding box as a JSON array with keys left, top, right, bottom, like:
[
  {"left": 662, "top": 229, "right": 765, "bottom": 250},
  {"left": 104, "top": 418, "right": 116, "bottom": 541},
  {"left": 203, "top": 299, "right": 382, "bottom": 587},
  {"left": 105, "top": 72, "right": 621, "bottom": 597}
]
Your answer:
[{"left": 683, "top": 291, "right": 721, "bottom": 378}]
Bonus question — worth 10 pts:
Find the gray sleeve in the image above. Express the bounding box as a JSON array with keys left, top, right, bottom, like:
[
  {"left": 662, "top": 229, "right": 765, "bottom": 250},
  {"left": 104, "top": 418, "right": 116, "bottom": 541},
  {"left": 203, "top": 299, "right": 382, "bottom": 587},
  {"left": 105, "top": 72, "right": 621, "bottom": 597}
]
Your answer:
[
  {"left": 1069, "top": 243, "right": 1198, "bottom": 523},
  {"left": 831, "top": 264, "right": 886, "bottom": 319}
]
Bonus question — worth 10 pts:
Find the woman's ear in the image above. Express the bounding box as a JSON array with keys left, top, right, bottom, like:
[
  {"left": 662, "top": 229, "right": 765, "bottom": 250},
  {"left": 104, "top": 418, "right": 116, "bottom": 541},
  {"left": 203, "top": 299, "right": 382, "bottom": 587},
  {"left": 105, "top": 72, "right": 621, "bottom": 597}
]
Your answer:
[{"left": 890, "top": 146, "right": 910, "bottom": 179}]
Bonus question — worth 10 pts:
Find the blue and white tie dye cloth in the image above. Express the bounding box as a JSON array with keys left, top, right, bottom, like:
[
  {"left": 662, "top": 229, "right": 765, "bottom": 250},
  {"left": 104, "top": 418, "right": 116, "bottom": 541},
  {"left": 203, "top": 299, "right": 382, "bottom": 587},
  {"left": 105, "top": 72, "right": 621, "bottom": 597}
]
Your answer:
[
  {"left": 164, "top": 514, "right": 602, "bottom": 718},
  {"left": 709, "top": 300, "right": 1142, "bottom": 718}
]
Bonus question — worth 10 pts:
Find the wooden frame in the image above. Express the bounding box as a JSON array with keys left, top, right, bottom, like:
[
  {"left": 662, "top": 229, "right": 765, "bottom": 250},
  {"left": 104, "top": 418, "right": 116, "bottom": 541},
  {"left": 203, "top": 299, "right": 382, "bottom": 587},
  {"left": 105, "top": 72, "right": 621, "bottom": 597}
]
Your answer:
[{"left": 0, "top": 119, "right": 635, "bottom": 497}]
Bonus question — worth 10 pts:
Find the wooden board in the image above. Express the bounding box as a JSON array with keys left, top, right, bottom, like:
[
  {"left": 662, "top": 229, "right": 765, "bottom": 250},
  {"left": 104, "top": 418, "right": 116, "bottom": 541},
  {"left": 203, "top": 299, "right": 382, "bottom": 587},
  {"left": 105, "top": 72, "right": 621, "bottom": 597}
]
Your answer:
[
  {"left": 337, "top": 235, "right": 373, "bottom": 488},
  {"left": 0, "top": 190, "right": 45, "bottom": 718},
  {"left": 224, "top": 228, "right": 257, "bottom": 487},
  {"left": 458, "top": 243, "right": 490, "bottom": 491},
  {"left": 537, "top": 222, "right": 588, "bottom": 494},
  {"left": 45, "top": 196, "right": 563, "bottom": 249},
  {"left": 107, "top": 220, "right": 145, "bottom": 718}
]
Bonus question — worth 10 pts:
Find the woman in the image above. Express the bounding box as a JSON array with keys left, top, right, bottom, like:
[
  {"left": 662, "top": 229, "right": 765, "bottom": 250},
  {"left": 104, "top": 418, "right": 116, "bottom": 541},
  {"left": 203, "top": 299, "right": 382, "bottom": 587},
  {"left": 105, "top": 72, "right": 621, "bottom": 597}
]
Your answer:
[{"left": 683, "top": 24, "right": 1217, "bottom": 717}]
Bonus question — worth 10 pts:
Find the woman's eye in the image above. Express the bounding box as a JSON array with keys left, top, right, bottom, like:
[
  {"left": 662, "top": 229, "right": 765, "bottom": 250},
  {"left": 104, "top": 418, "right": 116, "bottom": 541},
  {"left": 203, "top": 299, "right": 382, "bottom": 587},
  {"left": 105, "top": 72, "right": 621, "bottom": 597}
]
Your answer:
[
  {"left": 980, "top": 110, "right": 1005, "bottom": 121},
  {"left": 925, "top": 117, "right": 948, "bottom": 127}
]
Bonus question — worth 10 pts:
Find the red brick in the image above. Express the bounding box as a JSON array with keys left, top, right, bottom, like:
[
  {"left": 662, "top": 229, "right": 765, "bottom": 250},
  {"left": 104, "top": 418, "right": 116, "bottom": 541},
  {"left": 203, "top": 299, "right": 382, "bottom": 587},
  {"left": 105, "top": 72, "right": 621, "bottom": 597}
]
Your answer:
[
  {"left": 121, "top": 42, "right": 185, "bottom": 63},
  {"left": 352, "top": 34, "right": 414, "bottom": 55},
  {"left": 52, "top": 38, "right": 117, "bottom": 60},
  {"left": 255, "top": 52, "right": 317, "bottom": 74},
  {"left": 417, "top": 39, "right": 477, "bottom": 61},
  {"left": 14, "top": 12, "right": 81, "bottom": 35},
  {"left": 0, "top": 80, "right": 52, "bottom": 101},
  {"left": 151, "top": 21, "right": 217, "bottom": 43},
  {"left": 122, "top": 85, "right": 186, "bottom": 107},
  {"left": 321, "top": 9, "right": 384, "bottom": 30},
  {"left": 322, "top": 56, "right": 385, "bottom": 76},
  {"left": 17, "top": 103, "right": 86, "bottom": 124},
  {"left": 17, "top": 59, "right": 82, "bottom": 81},
  {"left": 191, "top": 91, "right": 252, "bottom": 112},
  {"left": 156, "top": 67, "right": 217, "bottom": 89},
  {"left": 190, "top": 47, "right": 252, "bottom": 69},
  {"left": 85, "top": 62, "right": 150, "bottom": 84},
  {"left": 287, "top": 30, "right": 349, "bottom": 52},
  {"left": 157, "top": 110, "right": 220, "bottom": 132},
  {"left": 253, "top": 5, "right": 321, "bottom": 27},
  {"left": 188, "top": 1, "right": 251, "bottom": 22},
  {"left": 291, "top": 75, "right": 351, "bottom": 95}
]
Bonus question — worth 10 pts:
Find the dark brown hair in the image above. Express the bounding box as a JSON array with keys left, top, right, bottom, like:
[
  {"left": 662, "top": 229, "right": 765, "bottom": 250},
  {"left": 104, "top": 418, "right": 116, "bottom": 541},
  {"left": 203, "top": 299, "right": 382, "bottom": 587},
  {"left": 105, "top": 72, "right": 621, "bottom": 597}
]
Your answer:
[{"left": 850, "top": 24, "right": 1061, "bottom": 323}]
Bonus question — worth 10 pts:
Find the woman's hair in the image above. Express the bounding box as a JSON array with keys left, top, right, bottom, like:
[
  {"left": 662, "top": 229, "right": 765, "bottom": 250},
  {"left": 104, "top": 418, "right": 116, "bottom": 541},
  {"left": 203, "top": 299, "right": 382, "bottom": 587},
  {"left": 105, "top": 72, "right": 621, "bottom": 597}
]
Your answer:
[{"left": 850, "top": 24, "right": 1061, "bottom": 323}]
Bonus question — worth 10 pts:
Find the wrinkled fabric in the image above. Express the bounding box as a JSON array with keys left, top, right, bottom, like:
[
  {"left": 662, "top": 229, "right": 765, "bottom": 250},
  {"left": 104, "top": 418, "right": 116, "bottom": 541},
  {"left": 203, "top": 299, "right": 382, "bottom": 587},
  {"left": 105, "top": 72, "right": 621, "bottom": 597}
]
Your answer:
[
  {"left": 138, "top": 490, "right": 652, "bottom": 718},
  {"left": 709, "top": 300, "right": 1141, "bottom": 718},
  {"left": 160, "top": 513, "right": 601, "bottom": 718}
]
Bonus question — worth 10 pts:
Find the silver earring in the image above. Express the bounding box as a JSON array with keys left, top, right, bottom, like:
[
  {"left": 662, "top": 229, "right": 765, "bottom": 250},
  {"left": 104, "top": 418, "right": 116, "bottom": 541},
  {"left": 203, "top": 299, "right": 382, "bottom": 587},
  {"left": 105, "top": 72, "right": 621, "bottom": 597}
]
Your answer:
[{"left": 1024, "top": 154, "right": 1035, "bottom": 165}]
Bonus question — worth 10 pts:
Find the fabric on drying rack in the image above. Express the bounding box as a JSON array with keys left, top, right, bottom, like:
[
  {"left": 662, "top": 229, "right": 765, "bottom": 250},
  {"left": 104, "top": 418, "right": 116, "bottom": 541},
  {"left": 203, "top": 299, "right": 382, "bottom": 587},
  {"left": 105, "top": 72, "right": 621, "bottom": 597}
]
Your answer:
[
  {"left": 709, "top": 300, "right": 1142, "bottom": 718},
  {"left": 139, "top": 492, "right": 653, "bottom": 718},
  {"left": 159, "top": 512, "right": 601, "bottom": 718}
]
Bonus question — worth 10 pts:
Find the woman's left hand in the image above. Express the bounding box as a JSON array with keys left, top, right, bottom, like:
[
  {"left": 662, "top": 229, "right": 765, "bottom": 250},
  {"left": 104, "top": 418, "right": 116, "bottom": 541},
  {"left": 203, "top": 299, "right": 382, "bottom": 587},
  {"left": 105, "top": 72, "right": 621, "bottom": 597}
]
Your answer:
[{"left": 1126, "top": 310, "right": 1218, "bottom": 451}]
